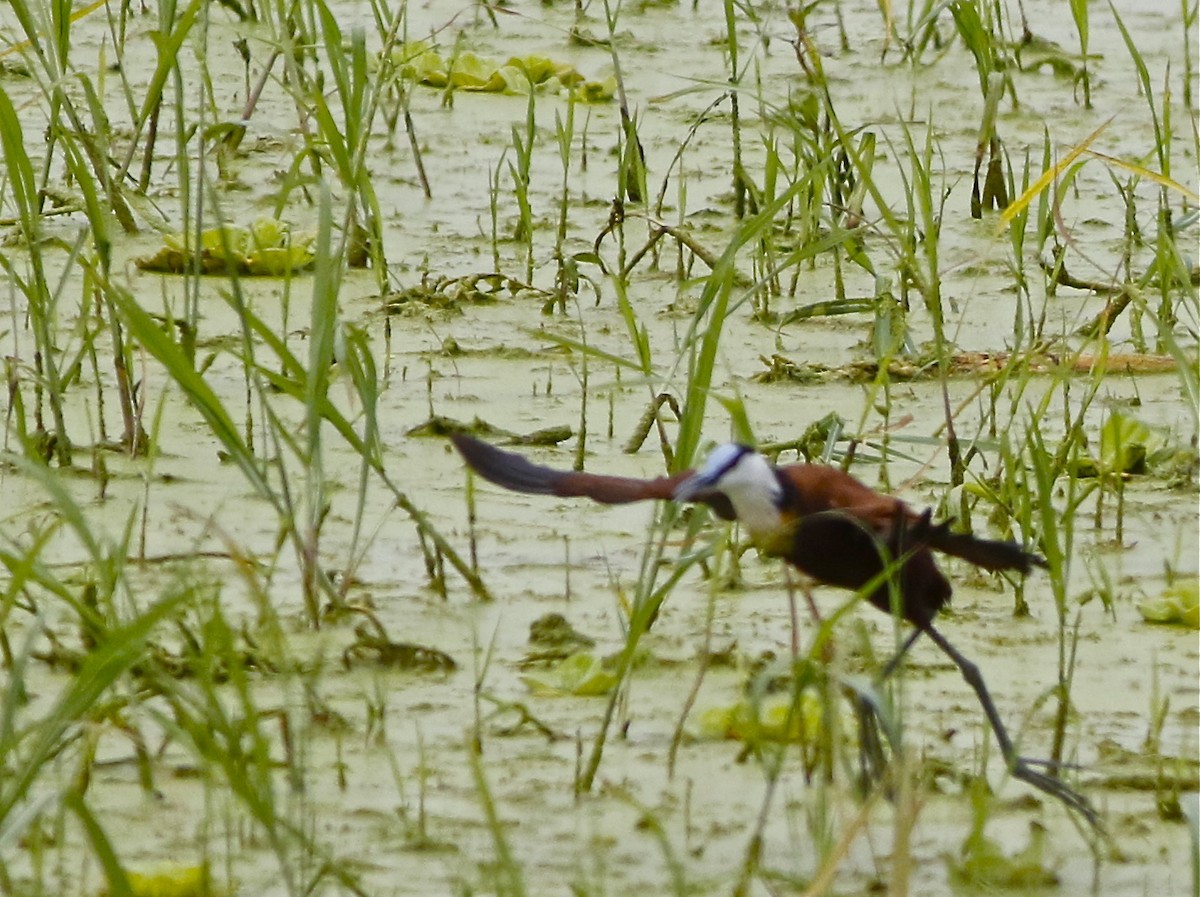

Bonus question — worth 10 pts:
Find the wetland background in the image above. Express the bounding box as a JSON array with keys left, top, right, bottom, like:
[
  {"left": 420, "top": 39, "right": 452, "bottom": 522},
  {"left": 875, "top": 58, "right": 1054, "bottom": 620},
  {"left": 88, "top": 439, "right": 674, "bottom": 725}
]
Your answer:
[{"left": 0, "top": 0, "right": 1197, "bottom": 894}]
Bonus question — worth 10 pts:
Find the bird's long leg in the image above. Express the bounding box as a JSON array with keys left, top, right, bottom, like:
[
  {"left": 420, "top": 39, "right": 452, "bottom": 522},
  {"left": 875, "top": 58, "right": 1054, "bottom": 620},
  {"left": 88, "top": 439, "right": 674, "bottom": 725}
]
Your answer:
[
  {"left": 854, "top": 626, "right": 925, "bottom": 789},
  {"left": 854, "top": 695, "right": 890, "bottom": 792},
  {"left": 922, "top": 624, "right": 1101, "bottom": 829},
  {"left": 878, "top": 627, "right": 925, "bottom": 681}
]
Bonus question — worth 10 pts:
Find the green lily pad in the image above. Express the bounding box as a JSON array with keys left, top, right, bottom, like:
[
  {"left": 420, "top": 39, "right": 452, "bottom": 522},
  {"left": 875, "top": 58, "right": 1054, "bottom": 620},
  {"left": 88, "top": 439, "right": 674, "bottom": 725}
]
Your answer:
[
  {"left": 400, "top": 47, "right": 448, "bottom": 86},
  {"left": 520, "top": 651, "right": 621, "bottom": 696},
  {"left": 492, "top": 64, "right": 534, "bottom": 95},
  {"left": 111, "top": 863, "right": 229, "bottom": 897},
  {"left": 574, "top": 74, "right": 618, "bottom": 103},
  {"left": 449, "top": 52, "right": 503, "bottom": 90},
  {"left": 695, "top": 689, "right": 822, "bottom": 745},
  {"left": 506, "top": 54, "right": 559, "bottom": 85},
  {"left": 1138, "top": 581, "right": 1200, "bottom": 628},
  {"left": 136, "top": 219, "right": 315, "bottom": 276},
  {"left": 1071, "top": 412, "right": 1164, "bottom": 477},
  {"left": 389, "top": 42, "right": 613, "bottom": 101},
  {"left": 949, "top": 820, "right": 1059, "bottom": 889}
]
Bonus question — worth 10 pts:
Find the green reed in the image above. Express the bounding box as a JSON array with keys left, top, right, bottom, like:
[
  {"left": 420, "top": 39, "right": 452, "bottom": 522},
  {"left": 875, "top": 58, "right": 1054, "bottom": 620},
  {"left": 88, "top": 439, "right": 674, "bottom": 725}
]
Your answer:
[
  {"left": 509, "top": 85, "right": 537, "bottom": 271},
  {"left": 0, "top": 86, "right": 72, "bottom": 465},
  {"left": 0, "top": 464, "right": 195, "bottom": 892}
]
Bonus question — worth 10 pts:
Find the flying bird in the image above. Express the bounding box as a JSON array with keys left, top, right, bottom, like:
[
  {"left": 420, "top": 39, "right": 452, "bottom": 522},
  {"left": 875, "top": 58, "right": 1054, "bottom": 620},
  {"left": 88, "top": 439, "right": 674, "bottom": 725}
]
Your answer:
[{"left": 449, "top": 432, "right": 1097, "bottom": 826}]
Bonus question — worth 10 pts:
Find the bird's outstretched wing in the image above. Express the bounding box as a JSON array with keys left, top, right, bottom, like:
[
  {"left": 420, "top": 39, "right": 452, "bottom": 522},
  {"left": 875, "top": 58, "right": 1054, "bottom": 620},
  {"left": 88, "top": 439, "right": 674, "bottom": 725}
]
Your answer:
[
  {"left": 452, "top": 435, "right": 1042, "bottom": 572},
  {"left": 450, "top": 433, "right": 735, "bottom": 516}
]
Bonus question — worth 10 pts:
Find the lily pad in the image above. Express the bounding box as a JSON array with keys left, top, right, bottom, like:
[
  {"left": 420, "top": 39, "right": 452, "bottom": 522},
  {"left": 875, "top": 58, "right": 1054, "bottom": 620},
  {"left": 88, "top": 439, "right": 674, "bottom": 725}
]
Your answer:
[
  {"left": 520, "top": 651, "right": 621, "bottom": 696},
  {"left": 574, "top": 74, "right": 618, "bottom": 102},
  {"left": 1071, "top": 411, "right": 1165, "bottom": 477},
  {"left": 448, "top": 52, "right": 504, "bottom": 90},
  {"left": 695, "top": 689, "right": 822, "bottom": 745},
  {"left": 107, "top": 864, "right": 228, "bottom": 897},
  {"left": 949, "top": 825, "right": 1059, "bottom": 889},
  {"left": 136, "top": 219, "right": 315, "bottom": 276},
  {"left": 400, "top": 47, "right": 448, "bottom": 86},
  {"left": 1138, "top": 581, "right": 1200, "bottom": 629},
  {"left": 389, "top": 42, "right": 613, "bottom": 101},
  {"left": 507, "top": 54, "right": 561, "bottom": 84}
]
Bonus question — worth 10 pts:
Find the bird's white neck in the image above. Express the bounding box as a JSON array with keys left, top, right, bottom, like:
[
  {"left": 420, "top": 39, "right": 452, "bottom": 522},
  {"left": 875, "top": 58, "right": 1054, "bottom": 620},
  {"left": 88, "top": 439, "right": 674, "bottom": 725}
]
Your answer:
[{"left": 718, "top": 453, "right": 785, "bottom": 539}]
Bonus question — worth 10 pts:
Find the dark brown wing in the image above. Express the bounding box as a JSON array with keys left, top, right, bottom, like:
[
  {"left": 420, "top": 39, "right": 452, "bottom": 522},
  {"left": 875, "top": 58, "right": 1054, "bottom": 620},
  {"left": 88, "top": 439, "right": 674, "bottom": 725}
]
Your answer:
[
  {"left": 777, "top": 463, "right": 1044, "bottom": 575},
  {"left": 777, "top": 464, "right": 908, "bottom": 520},
  {"left": 449, "top": 433, "right": 737, "bottom": 518},
  {"left": 783, "top": 510, "right": 952, "bottom": 627}
]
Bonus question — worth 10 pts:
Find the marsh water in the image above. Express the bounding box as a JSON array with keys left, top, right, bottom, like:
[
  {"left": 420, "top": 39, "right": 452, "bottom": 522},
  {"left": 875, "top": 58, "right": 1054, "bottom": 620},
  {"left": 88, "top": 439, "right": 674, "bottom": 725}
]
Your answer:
[{"left": 0, "top": 0, "right": 1197, "bottom": 895}]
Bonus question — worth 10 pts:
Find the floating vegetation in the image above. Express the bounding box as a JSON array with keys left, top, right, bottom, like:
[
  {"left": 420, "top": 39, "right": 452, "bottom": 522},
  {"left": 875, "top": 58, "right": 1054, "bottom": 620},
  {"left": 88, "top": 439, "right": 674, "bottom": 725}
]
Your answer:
[
  {"left": 341, "top": 623, "right": 457, "bottom": 672},
  {"left": 1070, "top": 412, "right": 1166, "bottom": 477},
  {"left": 948, "top": 818, "right": 1060, "bottom": 890},
  {"left": 1138, "top": 581, "right": 1200, "bottom": 629},
  {"left": 520, "top": 612, "right": 597, "bottom": 667},
  {"left": 105, "top": 864, "right": 229, "bottom": 897},
  {"left": 1093, "top": 739, "right": 1200, "bottom": 791},
  {"left": 755, "top": 350, "right": 1189, "bottom": 384},
  {"left": 695, "top": 689, "right": 823, "bottom": 746},
  {"left": 391, "top": 42, "right": 616, "bottom": 101},
  {"left": 383, "top": 272, "right": 556, "bottom": 314},
  {"left": 405, "top": 414, "right": 572, "bottom": 447},
  {"left": 520, "top": 651, "right": 626, "bottom": 696},
  {"left": 136, "top": 219, "right": 316, "bottom": 276}
]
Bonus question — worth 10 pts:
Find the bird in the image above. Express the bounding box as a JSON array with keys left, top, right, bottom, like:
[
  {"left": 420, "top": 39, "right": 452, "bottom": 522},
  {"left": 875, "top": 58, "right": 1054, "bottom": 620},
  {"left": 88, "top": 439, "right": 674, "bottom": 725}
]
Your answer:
[{"left": 449, "top": 432, "right": 1099, "bottom": 827}]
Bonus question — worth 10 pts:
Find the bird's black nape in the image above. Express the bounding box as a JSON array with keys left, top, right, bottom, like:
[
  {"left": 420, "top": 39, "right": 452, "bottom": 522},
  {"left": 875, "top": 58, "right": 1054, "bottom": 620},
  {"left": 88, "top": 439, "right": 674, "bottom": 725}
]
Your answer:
[{"left": 673, "top": 442, "right": 756, "bottom": 499}]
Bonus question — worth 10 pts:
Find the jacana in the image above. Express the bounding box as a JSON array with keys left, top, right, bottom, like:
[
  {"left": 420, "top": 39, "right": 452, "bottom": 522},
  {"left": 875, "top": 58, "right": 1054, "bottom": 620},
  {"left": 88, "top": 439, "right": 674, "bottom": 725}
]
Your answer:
[{"left": 449, "top": 432, "right": 1099, "bottom": 827}]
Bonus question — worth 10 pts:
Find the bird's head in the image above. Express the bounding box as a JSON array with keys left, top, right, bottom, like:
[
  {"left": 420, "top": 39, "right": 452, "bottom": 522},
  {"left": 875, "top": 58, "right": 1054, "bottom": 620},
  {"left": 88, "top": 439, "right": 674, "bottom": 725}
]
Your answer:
[{"left": 673, "top": 444, "right": 783, "bottom": 536}]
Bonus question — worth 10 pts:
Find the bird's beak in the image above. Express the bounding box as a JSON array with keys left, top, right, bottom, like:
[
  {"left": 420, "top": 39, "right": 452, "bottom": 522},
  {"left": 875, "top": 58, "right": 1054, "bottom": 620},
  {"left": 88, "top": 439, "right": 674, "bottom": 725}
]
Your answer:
[{"left": 672, "top": 470, "right": 716, "bottom": 502}]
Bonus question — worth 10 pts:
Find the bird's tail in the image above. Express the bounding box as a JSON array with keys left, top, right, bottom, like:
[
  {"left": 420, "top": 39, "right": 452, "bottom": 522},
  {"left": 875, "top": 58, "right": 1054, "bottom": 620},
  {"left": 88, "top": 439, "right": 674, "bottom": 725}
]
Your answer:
[{"left": 922, "top": 518, "right": 1047, "bottom": 574}]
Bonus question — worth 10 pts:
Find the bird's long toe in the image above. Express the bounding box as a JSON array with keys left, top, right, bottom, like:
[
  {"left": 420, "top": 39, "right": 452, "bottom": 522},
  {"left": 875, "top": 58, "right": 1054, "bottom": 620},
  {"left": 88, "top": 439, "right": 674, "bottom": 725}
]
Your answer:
[{"left": 1011, "top": 759, "right": 1101, "bottom": 830}]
